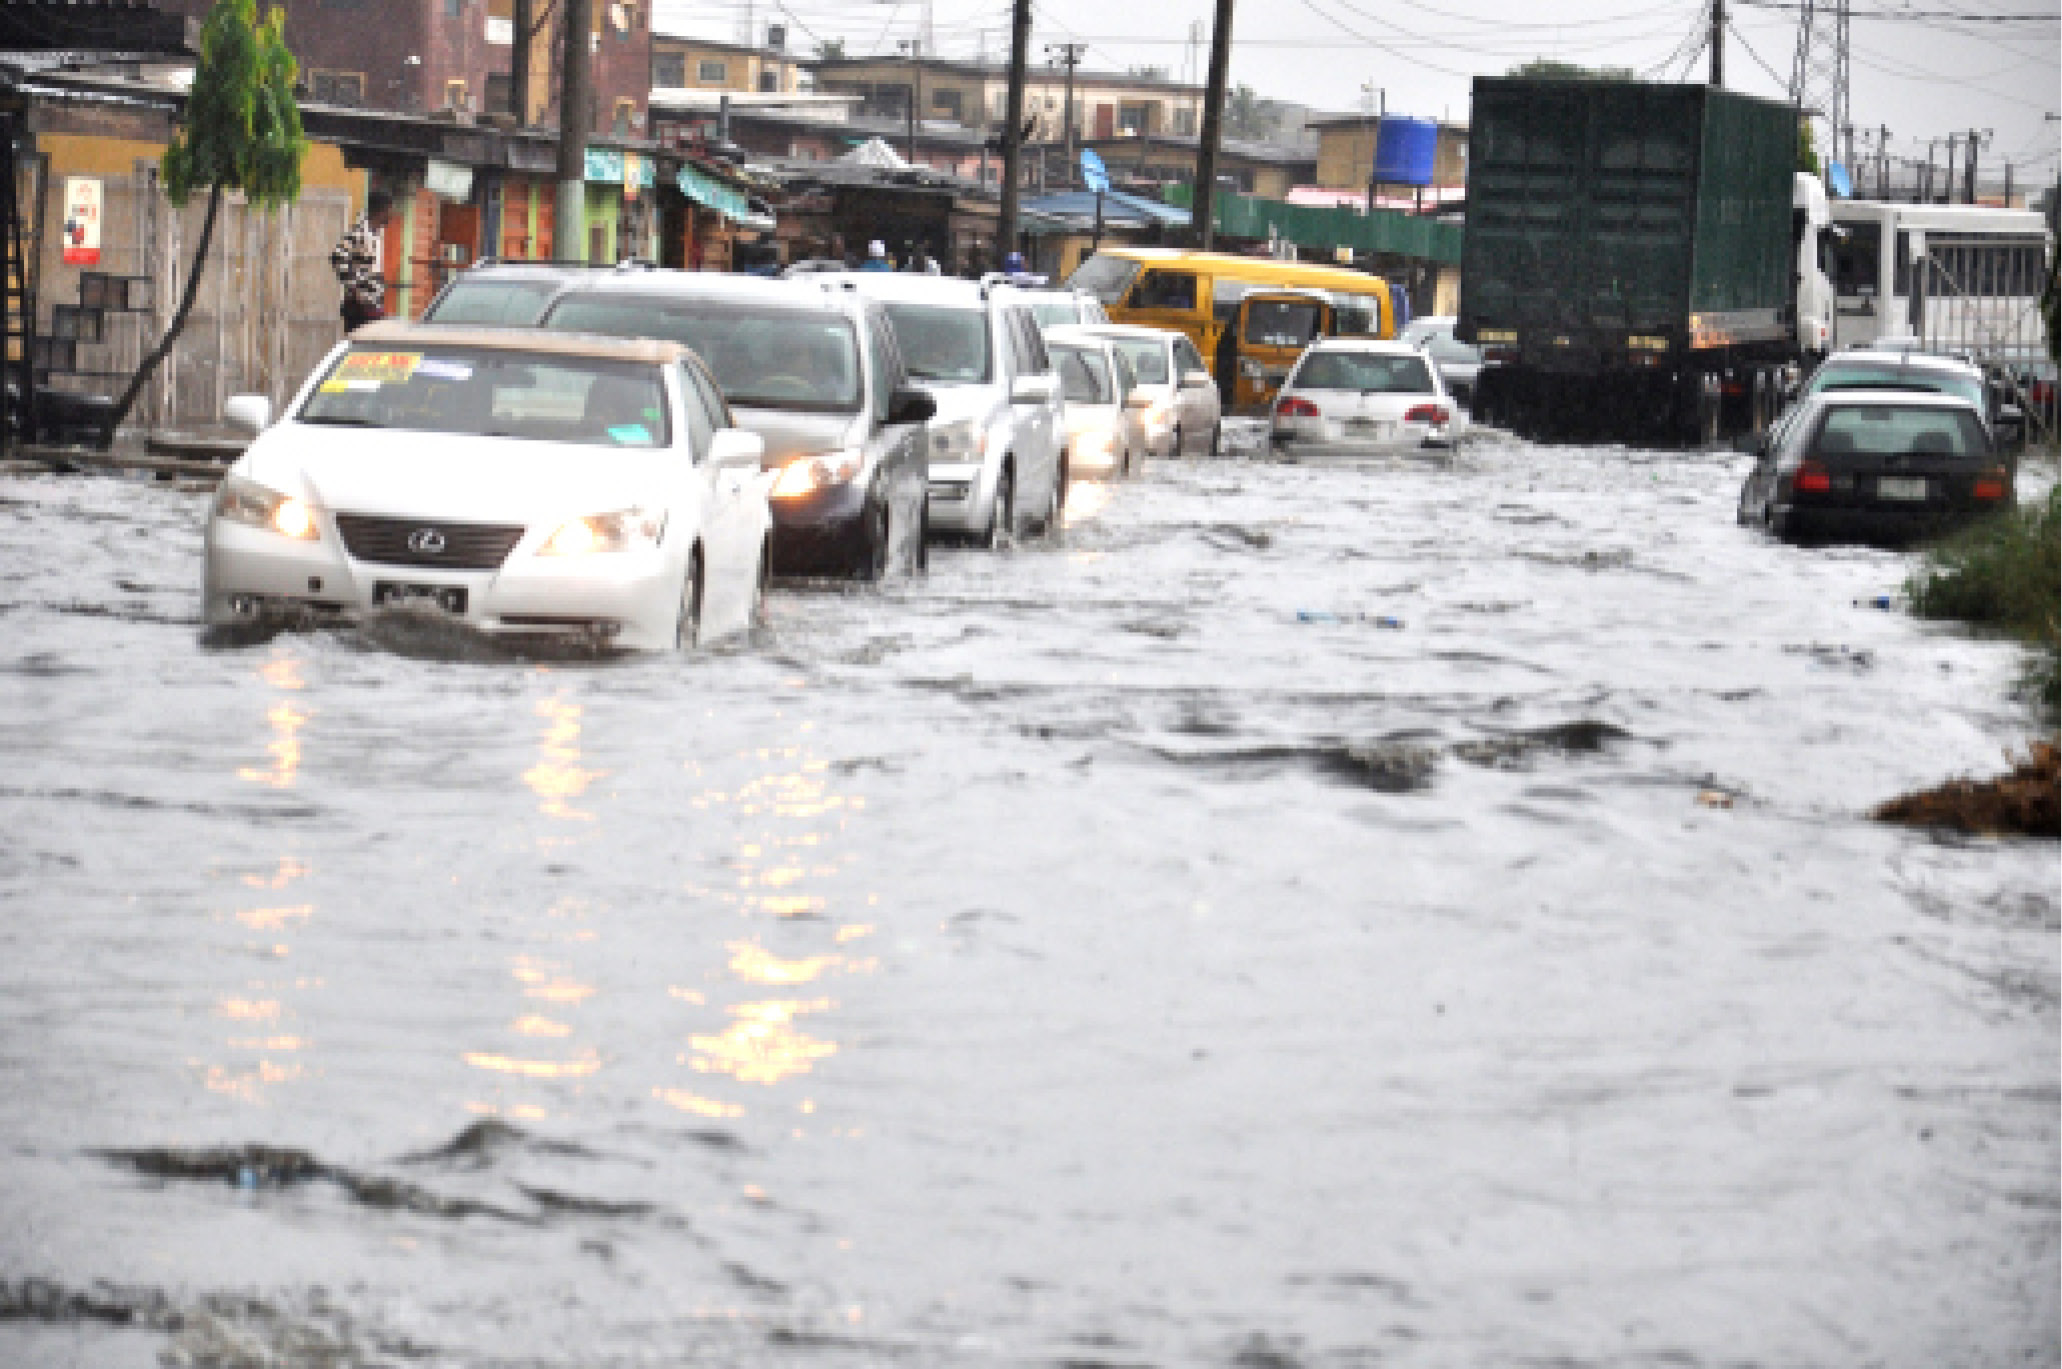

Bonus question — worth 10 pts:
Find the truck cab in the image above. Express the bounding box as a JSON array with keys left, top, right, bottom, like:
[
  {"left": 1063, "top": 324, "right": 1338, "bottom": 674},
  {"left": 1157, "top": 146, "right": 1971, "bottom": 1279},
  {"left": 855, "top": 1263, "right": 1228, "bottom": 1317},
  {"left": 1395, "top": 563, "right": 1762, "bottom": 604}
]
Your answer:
[{"left": 1793, "top": 172, "right": 1834, "bottom": 365}]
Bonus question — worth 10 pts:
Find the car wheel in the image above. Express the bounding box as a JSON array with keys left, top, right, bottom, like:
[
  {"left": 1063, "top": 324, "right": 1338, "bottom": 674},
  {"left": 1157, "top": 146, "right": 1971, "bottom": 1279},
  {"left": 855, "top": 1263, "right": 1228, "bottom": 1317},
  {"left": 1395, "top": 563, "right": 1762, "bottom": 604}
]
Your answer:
[
  {"left": 1170, "top": 425, "right": 1183, "bottom": 460},
  {"left": 915, "top": 501, "right": 930, "bottom": 573},
  {"left": 857, "top": 503, "right": 890, "bottom": 581},
  {"left": 1208, "top": 422, "right": 1222, "bottom": 458},
  {"left": 983, "top": 465, "right": 1014, "bottom": 550},
  {"left": 675, "top": 549, "right": 704, "bottom": 650}
]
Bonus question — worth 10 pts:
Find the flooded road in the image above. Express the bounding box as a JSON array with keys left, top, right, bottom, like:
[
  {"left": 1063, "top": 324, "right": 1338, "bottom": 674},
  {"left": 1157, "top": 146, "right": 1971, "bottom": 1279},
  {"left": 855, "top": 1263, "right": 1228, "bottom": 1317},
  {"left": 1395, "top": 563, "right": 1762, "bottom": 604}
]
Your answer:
[{"left": 1, "top": 433, "right": 2054, "bottom": 1367}]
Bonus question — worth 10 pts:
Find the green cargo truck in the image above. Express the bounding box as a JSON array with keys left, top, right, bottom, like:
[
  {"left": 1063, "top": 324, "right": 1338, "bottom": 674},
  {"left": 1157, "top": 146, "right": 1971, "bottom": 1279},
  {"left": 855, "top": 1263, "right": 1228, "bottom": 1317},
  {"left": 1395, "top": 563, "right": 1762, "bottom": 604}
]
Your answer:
[{"left": 1458, "top": 79, "right": 1833, "bottom": 444}]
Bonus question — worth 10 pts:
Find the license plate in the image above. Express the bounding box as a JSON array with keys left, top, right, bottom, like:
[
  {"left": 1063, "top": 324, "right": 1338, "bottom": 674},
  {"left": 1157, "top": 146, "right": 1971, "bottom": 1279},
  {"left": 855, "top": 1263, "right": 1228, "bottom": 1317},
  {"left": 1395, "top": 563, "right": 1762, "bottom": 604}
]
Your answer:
[
  {"left": 374, "top": 581, "right": 467, "bottom": 613},
  {"left": 1347, "top": 419, "right": 1397, "bottom": 441},
  {"left": 1876, "top": 476, "right": 1929, "bottom": 501}
]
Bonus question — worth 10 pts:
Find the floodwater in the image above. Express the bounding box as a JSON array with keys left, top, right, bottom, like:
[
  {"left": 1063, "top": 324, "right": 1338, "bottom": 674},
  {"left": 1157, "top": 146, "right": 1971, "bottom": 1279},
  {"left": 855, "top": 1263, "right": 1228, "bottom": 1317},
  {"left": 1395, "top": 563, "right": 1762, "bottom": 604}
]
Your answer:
[{"left": 1, "top": 431, "right": 2054, "bottom": 1368}]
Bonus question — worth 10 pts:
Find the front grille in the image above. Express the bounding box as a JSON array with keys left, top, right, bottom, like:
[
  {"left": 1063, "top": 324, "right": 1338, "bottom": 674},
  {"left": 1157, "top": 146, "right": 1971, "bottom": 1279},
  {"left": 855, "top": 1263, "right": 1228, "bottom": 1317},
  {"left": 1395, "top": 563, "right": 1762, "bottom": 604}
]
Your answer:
[{"left": 334, "top": 513, "right": 526, "bottom": 571}]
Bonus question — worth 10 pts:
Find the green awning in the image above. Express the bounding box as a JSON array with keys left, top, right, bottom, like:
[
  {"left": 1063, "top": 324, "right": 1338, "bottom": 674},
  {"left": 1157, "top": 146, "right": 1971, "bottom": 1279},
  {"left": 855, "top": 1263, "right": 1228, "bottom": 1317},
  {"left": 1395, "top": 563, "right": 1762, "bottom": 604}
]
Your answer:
[{"left": 678, "top": 165, "right": 766, "bottom": 228}]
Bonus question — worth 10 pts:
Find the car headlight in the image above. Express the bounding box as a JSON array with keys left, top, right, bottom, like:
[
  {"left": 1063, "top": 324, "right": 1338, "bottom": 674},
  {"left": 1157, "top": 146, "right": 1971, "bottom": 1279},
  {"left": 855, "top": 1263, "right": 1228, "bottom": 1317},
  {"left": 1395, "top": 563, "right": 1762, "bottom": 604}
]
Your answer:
[
  {"left": 928, "top": 420, "right": 986, "bottom": 462},
  {"left": 539, "top": 507, "right": 667, "bottom": 556},
  {"left": 771, "top": 449, "right": 864, "bottom": 500},
  {"left": 215, "top": 475, "right": 320, "bottom": 541}
]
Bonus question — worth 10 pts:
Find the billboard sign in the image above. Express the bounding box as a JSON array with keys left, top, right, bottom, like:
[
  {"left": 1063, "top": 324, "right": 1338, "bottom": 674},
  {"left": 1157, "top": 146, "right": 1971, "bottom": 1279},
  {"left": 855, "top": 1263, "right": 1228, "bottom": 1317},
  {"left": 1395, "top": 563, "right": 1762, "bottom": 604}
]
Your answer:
[{"left": 62, "top": 177, "right": 102, "bottom": 266}]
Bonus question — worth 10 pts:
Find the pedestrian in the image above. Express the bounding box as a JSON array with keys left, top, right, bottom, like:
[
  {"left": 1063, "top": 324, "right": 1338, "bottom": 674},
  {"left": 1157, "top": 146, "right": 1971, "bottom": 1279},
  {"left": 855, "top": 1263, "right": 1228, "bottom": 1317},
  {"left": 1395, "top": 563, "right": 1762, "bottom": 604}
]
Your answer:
[
  {"left": 858, "top": 239, "right": 894, "bottom": 272},
  {"left": 330, "top": 190, "right": 390, "bottom": 334}
]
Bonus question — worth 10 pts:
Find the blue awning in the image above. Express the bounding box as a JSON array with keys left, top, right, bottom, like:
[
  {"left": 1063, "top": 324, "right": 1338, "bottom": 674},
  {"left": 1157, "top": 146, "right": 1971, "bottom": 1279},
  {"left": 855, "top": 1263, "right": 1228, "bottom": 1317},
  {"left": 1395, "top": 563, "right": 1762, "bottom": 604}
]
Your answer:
[{"left": 678, "top": 165, "right": 773, "bottom": 230}]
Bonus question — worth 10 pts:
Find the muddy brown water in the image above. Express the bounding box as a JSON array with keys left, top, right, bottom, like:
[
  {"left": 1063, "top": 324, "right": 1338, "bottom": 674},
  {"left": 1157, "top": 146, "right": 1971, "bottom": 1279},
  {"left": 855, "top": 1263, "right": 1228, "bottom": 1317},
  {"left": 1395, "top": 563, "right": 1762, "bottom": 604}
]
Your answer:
[{"left": 1, "top": 435, "right": 2054, "bottom": 1367}]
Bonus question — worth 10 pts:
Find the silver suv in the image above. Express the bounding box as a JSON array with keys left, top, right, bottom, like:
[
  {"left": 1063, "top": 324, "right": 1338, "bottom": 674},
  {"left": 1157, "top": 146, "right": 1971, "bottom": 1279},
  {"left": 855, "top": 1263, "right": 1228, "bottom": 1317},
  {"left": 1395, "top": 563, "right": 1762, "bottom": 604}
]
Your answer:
[{"left": 828, "top": 273, "right": 1067, "bottom": 547}]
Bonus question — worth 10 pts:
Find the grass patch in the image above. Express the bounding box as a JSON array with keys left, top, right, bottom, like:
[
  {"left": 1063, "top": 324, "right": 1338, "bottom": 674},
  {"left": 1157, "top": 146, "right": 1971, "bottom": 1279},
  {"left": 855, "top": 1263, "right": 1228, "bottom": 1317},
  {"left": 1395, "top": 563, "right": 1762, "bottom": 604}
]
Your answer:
[{"left": 1905, "top": 485, "right": 2060, "bottom": 720}]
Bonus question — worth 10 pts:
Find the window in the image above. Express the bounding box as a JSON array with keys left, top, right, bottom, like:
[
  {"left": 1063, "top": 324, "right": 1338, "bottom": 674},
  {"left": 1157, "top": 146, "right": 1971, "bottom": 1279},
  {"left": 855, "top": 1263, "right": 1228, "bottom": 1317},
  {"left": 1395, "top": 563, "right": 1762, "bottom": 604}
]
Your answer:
[
  {"left": 613, "top": 98, "right": 635, "bottom": 134},
  {"left": 485, "top": 71, "right": 512, "bottom": 115},
  {"left": 1065, "top": 253, "right": 1142, "bottom": 304},
  {"left": 759, "top": 68, "right": 780, "bottom": 92},
  {"left": 1112, "top": 338, "right": 1168, "bottom": 385},
  {"left": 444, "top": 0, "right": 463, "bottom": 16},
  {"left": 1293, "top": 349, "right": 1434, "bottom": 394},
  {"left": 653, "top": 53, "right": 686, "bottom": 87},
  {"left": 444, "top": 79, "right": 468, "bottom": 111},
  {"left": 1050, "top": 345, "right": 1112, "bottom": 404},
  {"left": 424, "top": 277, "right": 562, "bottom": 326},
  {"left": 1174, "top": 338, "right": 1207, "bottom": 376},
  {"left": 1132, "top": 269, "right": 1198, "bottom": 311},
  {"left": 1832, "top": 222, "right": 1883, "bottom": 297},
  {"left": 880, "top": 302, "right": 989, "bottom": 384},
  {"left": 932, "top": 88, "right": 963, "bottom": 120},
  {"left": 686, "top": 359, "right": 732, "bottom": 433},
  {"left": 1173, "top": 107, "right": 1196, "bottom": 136},
  {"left": 1006, "top": 310, "right": 1049, "bottom": 374},
  {"left": 991, "top": 91, "right": 1008, "bottom": 119},
  {"left": 310, "top": 69, "right": 365, "bottom": 106},
  {"left": 868, "top": 315, "right": 902, "bottom": 418},
  {"left": 1812, "top": 402, "right": 1986, "bottom": 458},
  {"left": 1118, "top": 102, "right": 1151, "bottom": 135},
  {"left": 676, "top": 363, "right": 715, "bottom": 461},
  {"left": 698, "top": 58, "right": 728, "bottom": 82},
  {"left": 1243, "top": 298, "right": 1324, "bottom": 346}
]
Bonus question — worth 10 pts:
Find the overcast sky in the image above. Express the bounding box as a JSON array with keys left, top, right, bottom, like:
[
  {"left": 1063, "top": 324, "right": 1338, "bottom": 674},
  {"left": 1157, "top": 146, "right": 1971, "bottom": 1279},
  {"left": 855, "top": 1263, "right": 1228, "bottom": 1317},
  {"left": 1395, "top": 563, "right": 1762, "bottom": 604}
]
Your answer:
[{"left": 657, "top": 0, "right": 2060, "bottom": 189}]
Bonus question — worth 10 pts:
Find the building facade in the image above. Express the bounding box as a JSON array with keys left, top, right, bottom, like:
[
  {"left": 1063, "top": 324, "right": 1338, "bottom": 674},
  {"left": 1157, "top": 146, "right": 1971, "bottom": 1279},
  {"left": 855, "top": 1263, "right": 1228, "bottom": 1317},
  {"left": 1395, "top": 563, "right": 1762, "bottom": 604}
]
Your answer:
[
  {"left": 651, "top": 34, "right": 802, "bottom": 95},
  {"left": 806, "top": 56, "right": 1203, "bottom": 143},
  {"left": 1310, "top": 116, "right": 1468, "bottom": 195}
]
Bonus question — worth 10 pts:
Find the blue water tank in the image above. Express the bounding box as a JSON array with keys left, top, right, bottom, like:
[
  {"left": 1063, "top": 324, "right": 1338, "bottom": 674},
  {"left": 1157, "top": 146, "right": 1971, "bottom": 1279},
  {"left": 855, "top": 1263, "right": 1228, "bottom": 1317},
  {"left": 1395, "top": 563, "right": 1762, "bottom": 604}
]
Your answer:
[{"left": 1373, "top": 116, "right": 1438, "bottom": 187}]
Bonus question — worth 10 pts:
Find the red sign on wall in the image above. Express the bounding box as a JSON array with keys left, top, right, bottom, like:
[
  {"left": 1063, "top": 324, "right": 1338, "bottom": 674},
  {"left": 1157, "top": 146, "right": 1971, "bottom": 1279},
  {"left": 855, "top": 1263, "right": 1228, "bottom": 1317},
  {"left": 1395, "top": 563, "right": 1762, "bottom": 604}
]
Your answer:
[{"left": 61, "top": 177, "right": 102, "bottom": 266}]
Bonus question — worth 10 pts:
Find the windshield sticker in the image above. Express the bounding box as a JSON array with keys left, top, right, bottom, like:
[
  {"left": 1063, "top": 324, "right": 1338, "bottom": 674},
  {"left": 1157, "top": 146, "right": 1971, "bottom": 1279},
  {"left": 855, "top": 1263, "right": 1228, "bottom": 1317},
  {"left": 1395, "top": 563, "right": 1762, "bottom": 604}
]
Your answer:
[
  {"left": 607, "top": 424, "right": 654, "bottom": 445},
  {"left": 415, "top": 358, "right": 474, "bottom": 382},
  {"left": 331, "top": 351, "right": 423, "bottom": 387}
]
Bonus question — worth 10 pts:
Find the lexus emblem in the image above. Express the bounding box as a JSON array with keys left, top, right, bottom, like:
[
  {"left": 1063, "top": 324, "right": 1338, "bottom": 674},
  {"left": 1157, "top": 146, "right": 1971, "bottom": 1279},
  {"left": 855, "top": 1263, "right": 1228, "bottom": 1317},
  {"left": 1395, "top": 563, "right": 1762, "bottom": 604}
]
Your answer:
[{"left": 407, "top": 528, "right": 448, "bottom": 555}]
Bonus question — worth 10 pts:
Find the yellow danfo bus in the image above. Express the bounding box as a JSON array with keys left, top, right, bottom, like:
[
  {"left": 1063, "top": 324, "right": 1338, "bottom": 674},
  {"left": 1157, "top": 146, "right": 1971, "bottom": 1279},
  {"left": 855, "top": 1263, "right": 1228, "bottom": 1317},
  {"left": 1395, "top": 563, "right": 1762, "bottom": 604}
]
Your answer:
[{"left": 1064, "top": 248, "right": 1400, "bottom": 402}]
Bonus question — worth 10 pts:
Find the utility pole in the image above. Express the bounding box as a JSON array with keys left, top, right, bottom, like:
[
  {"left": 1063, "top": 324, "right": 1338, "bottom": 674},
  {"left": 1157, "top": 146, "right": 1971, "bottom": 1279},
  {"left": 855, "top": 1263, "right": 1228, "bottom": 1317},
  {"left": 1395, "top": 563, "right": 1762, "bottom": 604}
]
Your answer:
[
  {"left": 997, "top": 0, "right": 1031, "bottom": 265},
  {"left": 1709, "top": 0, "right": 1724, "bottom": 86},
  {"left": 1878, "top": 123, "right": 1889, "bottom": 197},
  {"left": 511, "top": 0, "right": 531, "bottom": 125},
  {"left": 1046, "top": 43, "right": 1086, "bottom": 188},
  {"left": 556, "top": 0, "right": 593, "bottom": 263},
  {"left": 1190, "top": 0, "right": 1235, "bottom": 250},
  {"left": 1943, "top": 135, "right": 1957, "bottom": 205},
  {"left": 1964, "top": 128, "right": 1986, "bottom": 204},
  {"left": 899, "top": 39, "right": 923, "bottom": 164}
]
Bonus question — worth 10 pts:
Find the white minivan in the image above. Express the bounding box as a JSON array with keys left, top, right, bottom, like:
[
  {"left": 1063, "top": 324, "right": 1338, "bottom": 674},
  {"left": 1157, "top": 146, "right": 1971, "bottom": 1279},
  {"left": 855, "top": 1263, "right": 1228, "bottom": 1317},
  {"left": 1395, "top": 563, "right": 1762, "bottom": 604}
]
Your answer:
[{"left": 830, "top": 274, "right": 1067, "bottom": 547}]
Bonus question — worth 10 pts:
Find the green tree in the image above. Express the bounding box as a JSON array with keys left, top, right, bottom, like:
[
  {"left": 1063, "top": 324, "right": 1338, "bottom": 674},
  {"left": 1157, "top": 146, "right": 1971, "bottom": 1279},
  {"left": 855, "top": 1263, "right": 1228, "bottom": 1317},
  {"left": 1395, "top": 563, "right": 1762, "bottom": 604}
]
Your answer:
[
  {"left": 1505, "top": 59, "right": 1639, "bottom": 80},
  {"left": 1797, "top": 118, "right": 1821, "bottom": 176},
  {"left": 1223, "top": 84, "right": 1278, "bottom": 141},
  {"left": 103, "top": 0, "right": 305, "bottom": 446}
]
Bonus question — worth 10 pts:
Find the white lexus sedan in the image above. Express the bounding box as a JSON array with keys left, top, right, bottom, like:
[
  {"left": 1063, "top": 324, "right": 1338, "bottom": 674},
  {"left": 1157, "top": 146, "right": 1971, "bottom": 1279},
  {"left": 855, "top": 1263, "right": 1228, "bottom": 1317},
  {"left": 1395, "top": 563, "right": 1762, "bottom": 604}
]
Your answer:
[
  {"left": 1270, "top": 338, "right": 1467, "bottom": 457},
  {"left": 203, "top": 321, "right": 772, "bottom": 650}
]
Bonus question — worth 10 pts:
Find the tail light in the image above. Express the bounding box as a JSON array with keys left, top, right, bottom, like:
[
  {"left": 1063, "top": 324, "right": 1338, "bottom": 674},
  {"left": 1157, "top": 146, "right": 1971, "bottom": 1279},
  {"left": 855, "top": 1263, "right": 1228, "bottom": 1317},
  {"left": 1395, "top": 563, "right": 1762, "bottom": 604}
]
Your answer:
[
  {"left": 1277, "top": 396, "right": 1320, "bottom": 419},
  {"left": 1404, "top": 403, "right": 1450, "bottom": 424},
  {"left": 1794, "top": 459, "right": 1832, "bottom": 494},
  {"left": 1973, "top": 469, "right": 2008, "bottom": 500}
]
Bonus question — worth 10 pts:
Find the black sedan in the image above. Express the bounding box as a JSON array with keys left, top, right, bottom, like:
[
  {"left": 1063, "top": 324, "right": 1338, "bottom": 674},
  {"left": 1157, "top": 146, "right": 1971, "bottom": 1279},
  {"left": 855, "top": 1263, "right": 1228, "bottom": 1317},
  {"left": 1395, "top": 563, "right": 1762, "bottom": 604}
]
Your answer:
[{"left": 1737, "top": 392, "right": 2012, "bottom": 543}]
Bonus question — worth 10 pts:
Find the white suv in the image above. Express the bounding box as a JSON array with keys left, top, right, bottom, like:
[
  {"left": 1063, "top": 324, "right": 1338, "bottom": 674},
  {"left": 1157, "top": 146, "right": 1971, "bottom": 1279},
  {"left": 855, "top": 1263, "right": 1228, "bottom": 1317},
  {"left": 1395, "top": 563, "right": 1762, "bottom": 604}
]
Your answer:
[{"left": 829, "top": 274, "right": 1067, "bottom": 547}]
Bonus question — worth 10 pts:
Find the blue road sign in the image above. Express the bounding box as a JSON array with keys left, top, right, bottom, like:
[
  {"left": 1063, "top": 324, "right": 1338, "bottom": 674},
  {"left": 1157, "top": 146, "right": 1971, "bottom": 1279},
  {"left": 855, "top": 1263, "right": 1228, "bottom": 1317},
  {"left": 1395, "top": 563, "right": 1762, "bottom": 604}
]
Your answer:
[
  {"left": 1081, "top": 148, "right": 1110, "bottom": 194},
  {"left": 1827, "top": 162, "right": 1853, "bottom": 198}
]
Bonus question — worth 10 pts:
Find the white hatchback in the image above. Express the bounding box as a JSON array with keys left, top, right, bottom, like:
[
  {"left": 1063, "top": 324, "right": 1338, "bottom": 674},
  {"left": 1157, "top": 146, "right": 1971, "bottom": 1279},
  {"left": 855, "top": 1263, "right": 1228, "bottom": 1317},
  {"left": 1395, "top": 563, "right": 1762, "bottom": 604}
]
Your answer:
[
  {"left": 1270, "top": 339, "right": 1467, "bottom": 456},
  {"left": 203, "top": 321, "right": 773, "bottom": 650}
]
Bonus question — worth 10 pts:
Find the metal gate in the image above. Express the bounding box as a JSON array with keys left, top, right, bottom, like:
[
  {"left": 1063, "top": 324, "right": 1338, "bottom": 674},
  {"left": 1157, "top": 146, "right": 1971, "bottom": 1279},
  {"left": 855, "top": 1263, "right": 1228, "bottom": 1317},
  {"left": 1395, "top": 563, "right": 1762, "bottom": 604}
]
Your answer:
[{"left": 1911, "top": 232, "right": 2055, "bottom": 445}]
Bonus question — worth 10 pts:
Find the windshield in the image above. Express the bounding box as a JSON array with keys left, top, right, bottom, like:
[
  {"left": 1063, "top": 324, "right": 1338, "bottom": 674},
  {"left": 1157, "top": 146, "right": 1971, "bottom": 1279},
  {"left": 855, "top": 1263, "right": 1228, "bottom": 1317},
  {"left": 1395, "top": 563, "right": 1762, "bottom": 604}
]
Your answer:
[
  {"left": 881, "top": 302, "right": 990, "bottom": 384},
  {"left": 425, "top": 277, "right": 563, "bottom": 326},
  {"left": 1806, "top": 364, "right": 1984, "bottom": 411},
  {"left": 1050, "top": 345, "right": 1113, "bottom": 404},
  {"left": 1814, "top": 403, "right": 1987, "bottom": 457},
  {"left": 1111, "top": 338, "right": 1169, "bottom": 386},
  {"left": 298, "top": 345, "right": 671, "bottom": 447},
  {"left": 1065, "top": 254, "right": 1144, "bottom": 305},
  {"left": 1293, "top": 350, "right": 1435, "bottom": 394},
  {"left": 542, "top": 296, "right": 863, "bottom": 412},
  {"left": 1244, "top": 299, "right": 1325, "bottom": 347}
]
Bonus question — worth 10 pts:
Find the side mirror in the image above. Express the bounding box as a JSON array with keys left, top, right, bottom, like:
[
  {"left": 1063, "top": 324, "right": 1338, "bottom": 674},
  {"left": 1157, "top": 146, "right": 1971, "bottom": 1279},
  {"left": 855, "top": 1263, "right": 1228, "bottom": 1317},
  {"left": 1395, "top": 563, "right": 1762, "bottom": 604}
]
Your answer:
[
  {"left": 708, "top": 428, "right": 766, "bottom": 469},
  {"left": 225, "top": 394, "right": 272, "bottom": 434},
  {"left": 1011, "top": 374, "right": 1056, "bottom": 405},
  {"left": 1181, "top": 369, "right": 1214, "bottom": 390},
  {"left": 888, "top": 386, "right": 936, "bottom": 424}
]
